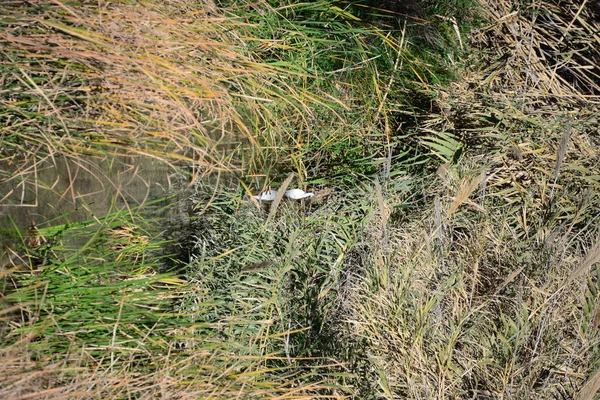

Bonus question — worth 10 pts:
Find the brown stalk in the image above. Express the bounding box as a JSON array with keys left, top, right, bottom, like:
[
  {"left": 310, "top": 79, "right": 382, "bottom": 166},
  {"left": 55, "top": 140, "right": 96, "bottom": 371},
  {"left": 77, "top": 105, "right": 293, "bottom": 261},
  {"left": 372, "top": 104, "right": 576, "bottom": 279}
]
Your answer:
[
  {"left": 267, "top": 172, "right": 295, "bottom": 222},
  {"left": 576, "top": 366, "right": 600, "bottom": 400},
  {"left": 554, "top": 122, "right": 572, "bottom": 181},
  {"left": 448, "top": 171, "right": 486, "bottom": 218},
  {"left": 567, "top": 236, "right": 600, "bottom": 284}
]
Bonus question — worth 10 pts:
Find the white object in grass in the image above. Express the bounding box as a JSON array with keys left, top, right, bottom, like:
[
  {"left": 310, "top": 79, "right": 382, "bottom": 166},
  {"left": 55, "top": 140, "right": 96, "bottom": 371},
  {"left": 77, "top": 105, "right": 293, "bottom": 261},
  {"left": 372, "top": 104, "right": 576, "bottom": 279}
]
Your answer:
[
  {"left": 252, "top": 189, "right": 279, "bottom": 201},
  {"left": 284, "top": 189, "right": 314, "bottom": 200}
]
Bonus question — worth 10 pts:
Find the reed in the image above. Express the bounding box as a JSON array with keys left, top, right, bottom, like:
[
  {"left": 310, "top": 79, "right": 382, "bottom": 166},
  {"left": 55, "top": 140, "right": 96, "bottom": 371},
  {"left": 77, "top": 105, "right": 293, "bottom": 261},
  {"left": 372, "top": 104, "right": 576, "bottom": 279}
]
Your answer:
[{"left": 3, "top": 0, "right": 600, "bottom": 398}]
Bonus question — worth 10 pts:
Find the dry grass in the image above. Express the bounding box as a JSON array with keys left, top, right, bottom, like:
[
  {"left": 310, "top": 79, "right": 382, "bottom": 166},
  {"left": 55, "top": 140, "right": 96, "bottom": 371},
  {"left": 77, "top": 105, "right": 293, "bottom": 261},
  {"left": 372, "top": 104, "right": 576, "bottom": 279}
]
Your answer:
[
  {"left": 3, "top": 0, "right": 600, "bottom": 398},
  {"left": 0, "top": 0, "right": 355, "bottom": 183},
  {"left": 325, "top": 0, "right": 600, "bottom": 398},
  {"left": 0, "top": 345, "right": 344, "bottom": 400},
  {"left": 473, "top": 0, "right": 600, "bottom": 102},
  {"left": 338, "top": 149, "right": 600, "bottom": 396}
]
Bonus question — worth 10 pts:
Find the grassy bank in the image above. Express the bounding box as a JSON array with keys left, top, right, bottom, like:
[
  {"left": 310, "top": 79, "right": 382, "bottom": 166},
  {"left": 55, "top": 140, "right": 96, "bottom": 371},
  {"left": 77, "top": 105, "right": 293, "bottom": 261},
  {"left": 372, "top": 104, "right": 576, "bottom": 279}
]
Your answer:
[{"left": 2, "top": 0, "right": 600, "bottom": 398}]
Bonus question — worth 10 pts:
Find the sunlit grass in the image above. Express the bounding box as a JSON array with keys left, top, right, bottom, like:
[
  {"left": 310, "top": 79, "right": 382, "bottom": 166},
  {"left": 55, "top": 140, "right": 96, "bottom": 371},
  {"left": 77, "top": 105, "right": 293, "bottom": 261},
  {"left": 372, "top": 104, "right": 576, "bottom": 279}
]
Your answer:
[
  {"left": 0, "top": 0, "right": 422, "bottom": 182},
  {"left": 3, "top": 0, "right": 600, "bottom": 398},
  {"left": 1, "top": 199, "right": 354, "bottom": 398}
]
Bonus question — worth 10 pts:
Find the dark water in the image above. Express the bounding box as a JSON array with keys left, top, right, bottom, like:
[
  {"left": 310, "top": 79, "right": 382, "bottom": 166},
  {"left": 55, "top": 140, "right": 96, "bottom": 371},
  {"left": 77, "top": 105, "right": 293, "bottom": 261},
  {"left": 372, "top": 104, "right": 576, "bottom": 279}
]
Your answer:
[{"left": 0, "top": 154, "right": 176, "bottom": 248}]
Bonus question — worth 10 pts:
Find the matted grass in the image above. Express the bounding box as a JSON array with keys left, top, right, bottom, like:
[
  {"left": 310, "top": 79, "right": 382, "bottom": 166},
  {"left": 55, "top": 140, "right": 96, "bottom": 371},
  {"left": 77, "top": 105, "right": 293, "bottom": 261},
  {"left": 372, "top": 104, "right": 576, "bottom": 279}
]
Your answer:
[{"left": 333, "top": 0, "right": 600, "bottom": 397}]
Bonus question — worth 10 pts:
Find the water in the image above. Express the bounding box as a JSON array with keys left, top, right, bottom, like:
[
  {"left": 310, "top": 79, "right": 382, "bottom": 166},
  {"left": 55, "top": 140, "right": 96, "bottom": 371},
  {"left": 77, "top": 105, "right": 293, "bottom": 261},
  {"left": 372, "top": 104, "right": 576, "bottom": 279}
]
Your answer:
[{"left": 0, "top": 154, "right": 176, "bottom": 248}]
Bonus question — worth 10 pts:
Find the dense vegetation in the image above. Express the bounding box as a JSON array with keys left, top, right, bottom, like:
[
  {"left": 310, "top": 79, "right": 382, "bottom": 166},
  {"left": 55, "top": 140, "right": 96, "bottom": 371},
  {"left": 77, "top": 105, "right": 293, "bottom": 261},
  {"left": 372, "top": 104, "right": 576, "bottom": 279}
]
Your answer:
[{"left": 2, "top": 0, "right": 600, "bottom": 398}]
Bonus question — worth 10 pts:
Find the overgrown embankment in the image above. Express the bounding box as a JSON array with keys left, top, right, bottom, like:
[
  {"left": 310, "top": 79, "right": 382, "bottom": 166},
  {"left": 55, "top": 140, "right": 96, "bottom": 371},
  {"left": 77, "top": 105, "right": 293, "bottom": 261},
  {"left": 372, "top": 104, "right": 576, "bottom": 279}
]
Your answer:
[{"left": 2, "top": 0, "right": 600, "bottom": 399}]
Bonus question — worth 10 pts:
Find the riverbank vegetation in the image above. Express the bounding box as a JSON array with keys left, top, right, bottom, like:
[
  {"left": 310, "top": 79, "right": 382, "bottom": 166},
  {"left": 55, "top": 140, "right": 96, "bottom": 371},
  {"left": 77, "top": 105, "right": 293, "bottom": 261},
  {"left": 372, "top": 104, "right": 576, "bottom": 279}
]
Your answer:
[{"left": 2, "top": 0, "right": 600, "bottom": 398}]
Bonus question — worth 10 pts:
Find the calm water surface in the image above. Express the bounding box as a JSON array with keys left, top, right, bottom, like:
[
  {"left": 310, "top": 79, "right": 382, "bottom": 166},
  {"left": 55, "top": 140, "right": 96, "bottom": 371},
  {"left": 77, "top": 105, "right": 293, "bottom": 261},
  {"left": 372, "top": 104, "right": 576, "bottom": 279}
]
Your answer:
[{"left": 0, "top": 154, "right": 176, "bottom": 248}]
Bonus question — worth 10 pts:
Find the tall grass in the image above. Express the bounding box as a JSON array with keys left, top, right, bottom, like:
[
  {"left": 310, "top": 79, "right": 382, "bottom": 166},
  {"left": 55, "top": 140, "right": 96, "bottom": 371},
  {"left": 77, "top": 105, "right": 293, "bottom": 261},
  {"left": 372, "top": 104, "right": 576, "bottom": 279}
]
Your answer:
[
  {"left": 3, "top": 0, "right": 600, "bottom": 398},
  {"left": 335, "top": 0, "right": 600, "bottom": 397},
  {"left": 2, "top": 0, "right": 453, "bottom": 397},
  {"left": 1, "top": 198, "right": 354, "bottom": 398},
  {"left": 0, "top": 0, "right": 452, "bottom": 185}
]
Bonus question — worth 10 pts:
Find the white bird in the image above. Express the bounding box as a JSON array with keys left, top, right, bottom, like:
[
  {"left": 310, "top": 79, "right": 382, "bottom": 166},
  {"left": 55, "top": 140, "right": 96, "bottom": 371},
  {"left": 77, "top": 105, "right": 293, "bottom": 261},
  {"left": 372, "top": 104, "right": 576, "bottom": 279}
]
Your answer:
[
  {"left": 252, "top": 189, "right": 279, "bottom": 201},
  {"left": 284, "top": 189, "right": 314, "bottom": 200}
]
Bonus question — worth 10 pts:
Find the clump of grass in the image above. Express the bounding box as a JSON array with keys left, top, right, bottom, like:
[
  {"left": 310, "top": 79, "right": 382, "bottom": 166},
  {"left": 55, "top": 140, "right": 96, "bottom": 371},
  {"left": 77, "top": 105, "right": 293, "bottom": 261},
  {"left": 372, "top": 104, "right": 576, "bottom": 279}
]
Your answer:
[
  {"left": 1, "top": 0, "right": 472, "bottom": 191},
  {"left": 1, "top": 199, "right": 355, "bottom": 398},
  {"left": 323, "top": 133, "right": 600, "bottom": 397},
  {"left": 174, "top": 176, "right": 407, "bottom": 397}
]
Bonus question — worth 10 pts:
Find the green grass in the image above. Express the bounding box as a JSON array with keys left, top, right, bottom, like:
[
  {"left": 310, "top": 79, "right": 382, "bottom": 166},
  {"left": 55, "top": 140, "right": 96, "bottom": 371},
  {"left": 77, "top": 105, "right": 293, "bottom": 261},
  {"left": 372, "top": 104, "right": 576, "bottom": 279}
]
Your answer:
[
  {"left": 3, "top": 0, "right": 600, "bottom": 398},
  {"left": 1, "top": 200, "right": 352, "bottom": 398}
]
